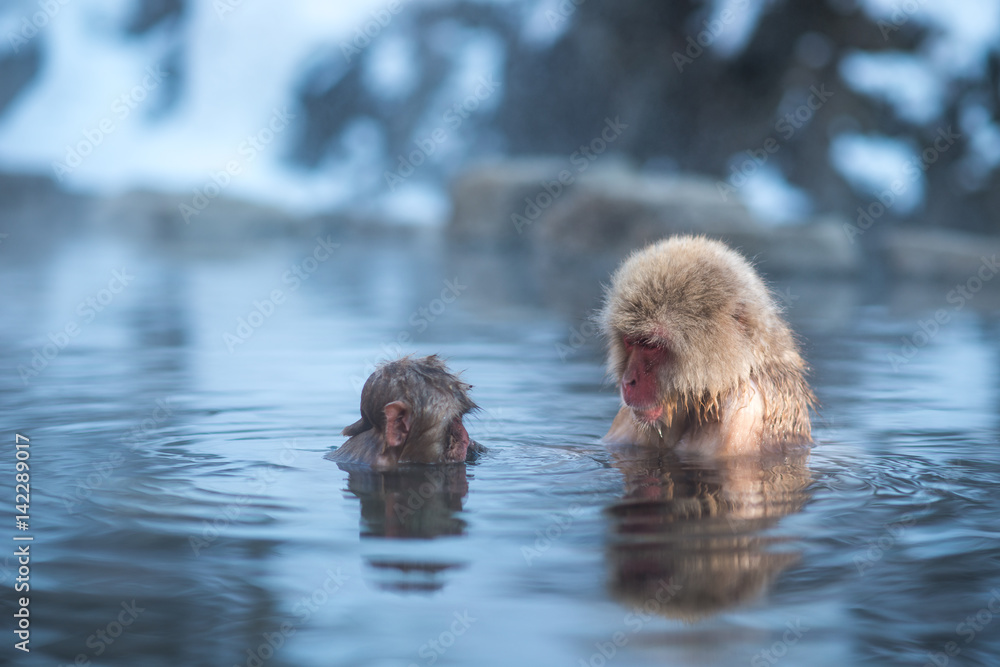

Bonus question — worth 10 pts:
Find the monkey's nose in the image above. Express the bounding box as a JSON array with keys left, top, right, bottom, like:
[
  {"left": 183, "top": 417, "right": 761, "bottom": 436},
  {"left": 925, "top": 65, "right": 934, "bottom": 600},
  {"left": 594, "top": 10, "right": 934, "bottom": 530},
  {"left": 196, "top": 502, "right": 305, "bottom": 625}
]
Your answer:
[
  {"left": 622, "top": 365, "right": 639, "bottom": 386},
  {"left": 621, "top": 375, "right": 640, "bottom": 403}
]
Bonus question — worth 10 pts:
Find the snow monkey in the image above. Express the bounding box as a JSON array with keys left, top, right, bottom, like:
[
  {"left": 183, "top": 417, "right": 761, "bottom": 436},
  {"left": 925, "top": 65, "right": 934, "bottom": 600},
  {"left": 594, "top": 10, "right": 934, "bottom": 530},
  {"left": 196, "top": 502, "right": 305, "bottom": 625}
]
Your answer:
[
  {"left": 599, "top": 236, "right": 815, "bottom": 455},
  {"left": 331, "top": 356, "right": 483, "bottom": 469}
]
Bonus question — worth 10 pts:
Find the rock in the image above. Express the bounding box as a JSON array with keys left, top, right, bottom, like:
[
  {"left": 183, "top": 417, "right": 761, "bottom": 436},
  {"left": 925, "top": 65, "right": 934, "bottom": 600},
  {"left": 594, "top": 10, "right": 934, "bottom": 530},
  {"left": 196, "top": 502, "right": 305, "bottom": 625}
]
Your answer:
[
  {"left": 883, "top": 228, "right": 1000, "bottom": 280},
  {"left": 0, "top": 171, "right": 364, "bottom": 254},
  {"left": 448, "top": 157, "right": 573, "bottom": 246},
  {"left": 537, "top": 170, "right": 754, "bottom": 256},
  {"left": 0, "top": 172, "right": 91, "bottom": 258},
  {"left": 89, "top": 189, "right": 307, "bottom": 244},
  {"left": 716, "top": 215, "right": 860, "bottom": 276},
  {"left": 448, "top": 161, "right": 860, "bottom": 275}
]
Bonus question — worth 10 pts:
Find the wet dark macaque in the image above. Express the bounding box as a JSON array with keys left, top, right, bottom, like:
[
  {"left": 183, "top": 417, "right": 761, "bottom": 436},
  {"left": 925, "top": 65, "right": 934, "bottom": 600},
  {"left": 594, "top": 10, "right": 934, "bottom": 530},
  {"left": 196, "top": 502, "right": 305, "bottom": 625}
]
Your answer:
[
  {"left": 599, "top": 236, "right": 815, "bottom": 455},
  {"left": 330, "top": 355, "right": 484, "bottom": 469}
]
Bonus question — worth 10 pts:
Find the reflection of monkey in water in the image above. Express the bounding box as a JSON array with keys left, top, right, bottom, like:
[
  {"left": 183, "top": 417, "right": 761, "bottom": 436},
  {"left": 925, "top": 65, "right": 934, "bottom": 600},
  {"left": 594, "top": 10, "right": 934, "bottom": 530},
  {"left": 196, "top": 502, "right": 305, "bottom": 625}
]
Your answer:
[
  {"left": 330, "top": 355, "right": 484, "bottom": 469},
  {"left": 328, "top": 357, "right": 482, "bottom": 538},
  {"left": 598, "top": 240, "right": 814, "bottom": 616},
  {"left": 599, "top": 236, "right": 815, "bottom": 455},
  {"left": 339, "top": 464, "right": 471, "bottom": 539},
  {"left": 606, "top": 445, "right": 811, "bottom": 620},
  {"left": 328, "top": 357, "right": 485, "bottom": 590},
  {"left": 330, "top": 463, "right": 474, "bottom": 591}
]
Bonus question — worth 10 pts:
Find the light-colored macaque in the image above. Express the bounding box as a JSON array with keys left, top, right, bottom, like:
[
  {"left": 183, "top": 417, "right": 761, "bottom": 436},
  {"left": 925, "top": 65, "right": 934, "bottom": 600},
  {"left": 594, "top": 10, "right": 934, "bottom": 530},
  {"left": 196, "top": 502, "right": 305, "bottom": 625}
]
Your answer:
[
  {"left": 599, "top": 236, "right": 815, "bottom": 455},
  {"left": 330, "top": 356, "right": 484, "bottom": 469}
]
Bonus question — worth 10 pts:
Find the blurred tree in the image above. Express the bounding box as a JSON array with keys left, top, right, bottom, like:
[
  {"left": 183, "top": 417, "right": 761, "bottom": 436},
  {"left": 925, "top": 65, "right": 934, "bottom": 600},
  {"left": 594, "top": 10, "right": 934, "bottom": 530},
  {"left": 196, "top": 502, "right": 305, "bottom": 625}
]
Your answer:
[
  {"left": 294, "top": 0, "right": 999, "bottom": 234},
  {"left": 125, "top": 0, "right": 185, "bottom": 35},
  {"left": 0, "top": 40, "right": 41, "bottom": 118},
  {"left": 123, "top": 0, "right": 186, "bottom": 117}
]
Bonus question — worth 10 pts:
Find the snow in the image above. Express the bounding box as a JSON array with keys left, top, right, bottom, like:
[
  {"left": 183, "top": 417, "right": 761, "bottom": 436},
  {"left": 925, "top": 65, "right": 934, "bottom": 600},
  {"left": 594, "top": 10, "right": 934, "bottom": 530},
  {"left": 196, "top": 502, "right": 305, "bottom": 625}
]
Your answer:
[
  {"left": 708, "top": 0, "right": 771, "bottom": 58},
  {"left": 0, "top": 0, "right": 412, "bottom": 215},
  {"left": 739, "top": 165, "right": 813, "bottom": 225},
  {"left": 0, "top": 0, "right": 996, "bottom": 222},
  {"left": 861, "top": 0, "right": 1000, "bottom": 77},
  {"left": 839, "top": 51, "right": 944, "bottom": 125},
  {"left": 829, "top": 133, "right": 923, "bottom": 213}
]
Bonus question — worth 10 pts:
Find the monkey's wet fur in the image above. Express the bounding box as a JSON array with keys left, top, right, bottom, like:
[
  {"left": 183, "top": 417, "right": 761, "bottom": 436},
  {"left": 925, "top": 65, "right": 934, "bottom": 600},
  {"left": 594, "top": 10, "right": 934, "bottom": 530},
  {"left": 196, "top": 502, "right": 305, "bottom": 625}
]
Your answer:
[
  {"left": 331, "top": 355, "right": 484, "bottom": 469},
  {"left": 600, "top": 235, "right": 815, "bottom": 456}
]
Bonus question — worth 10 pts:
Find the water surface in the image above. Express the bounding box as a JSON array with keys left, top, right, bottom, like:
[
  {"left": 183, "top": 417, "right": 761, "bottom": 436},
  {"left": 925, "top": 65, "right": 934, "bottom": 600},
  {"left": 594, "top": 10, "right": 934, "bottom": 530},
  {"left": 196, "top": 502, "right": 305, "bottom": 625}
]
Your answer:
[{"left": 2, "top": 231, "right": 999, "bottom": 666}]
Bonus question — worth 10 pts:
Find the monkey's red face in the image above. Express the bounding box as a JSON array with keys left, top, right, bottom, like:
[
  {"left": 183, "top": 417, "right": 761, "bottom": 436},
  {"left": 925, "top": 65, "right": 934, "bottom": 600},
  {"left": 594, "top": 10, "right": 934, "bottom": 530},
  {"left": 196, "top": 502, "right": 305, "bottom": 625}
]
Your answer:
[{"left": 620, "top": 336, "right": 671, "bottom": 422}]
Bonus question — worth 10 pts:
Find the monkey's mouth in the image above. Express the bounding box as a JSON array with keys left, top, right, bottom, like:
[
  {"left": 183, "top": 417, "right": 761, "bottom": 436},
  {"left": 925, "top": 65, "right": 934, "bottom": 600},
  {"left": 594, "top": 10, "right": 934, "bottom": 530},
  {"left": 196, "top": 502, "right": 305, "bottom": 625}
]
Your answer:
[{"left": 630, "top": 405, "right": 663, "bottom": 423}]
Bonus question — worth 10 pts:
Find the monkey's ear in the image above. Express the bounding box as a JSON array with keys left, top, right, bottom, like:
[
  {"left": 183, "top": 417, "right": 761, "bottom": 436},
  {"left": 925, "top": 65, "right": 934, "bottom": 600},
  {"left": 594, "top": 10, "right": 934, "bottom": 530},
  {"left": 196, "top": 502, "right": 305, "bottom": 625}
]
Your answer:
[
  {"left": 342, "top": 417, "right": 371, "bottom": 437},
  {"left": 382, "top": 401, "right": 412, "bottom": 449}
]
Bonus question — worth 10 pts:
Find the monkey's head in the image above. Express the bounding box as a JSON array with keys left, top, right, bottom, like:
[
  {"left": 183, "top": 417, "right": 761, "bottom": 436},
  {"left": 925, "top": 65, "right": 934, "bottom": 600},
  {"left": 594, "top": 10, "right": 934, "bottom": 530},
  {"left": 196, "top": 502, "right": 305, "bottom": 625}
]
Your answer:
[
  {"left": 342, "top": 355, "right": 478, "bottom": 468},
  {"left": 599, "top": 236, "right": 790, "bottom": 426}
]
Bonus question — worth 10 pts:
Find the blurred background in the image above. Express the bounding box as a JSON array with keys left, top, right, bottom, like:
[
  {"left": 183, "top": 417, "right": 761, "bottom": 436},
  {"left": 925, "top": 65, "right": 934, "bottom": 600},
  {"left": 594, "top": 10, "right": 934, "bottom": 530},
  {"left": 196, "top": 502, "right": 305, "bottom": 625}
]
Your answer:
[
  {"left": 3, "top": 2, "right": 1000, "bottom": 666},
  {"left": 0, "top": 0, "right": 998, "bottom": 242}
]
